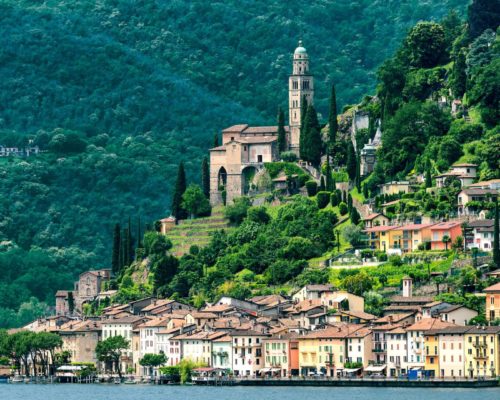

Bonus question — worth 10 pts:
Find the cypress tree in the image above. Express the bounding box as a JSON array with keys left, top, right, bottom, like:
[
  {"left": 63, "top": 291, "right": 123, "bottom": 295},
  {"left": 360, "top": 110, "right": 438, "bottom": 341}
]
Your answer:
[
  {"left": 127, "top": 216, "right": 133, "bottom": 265},
  {"left": 425, "top": 167, "right": 433, "bottom": 188},
  {"left": 328, "top": 84, "right": 338, "bottom": 151},
  {"left": 299, "top": 96, "right": 309, "bottom": 160},
  {"left": 346, "top": 141, "right": 357, "bottom": 181},
  {"left": 171, "top": 162, "right": 187, "bottom": 221},
  {"left": 450, "top": 49, "right": 467, "bottom": 98},
  {"left": 319, "top": 176, "right": 326, "bottom": 191},
  {"left": 136, "top": 216, "right": 142, "bottom": 249},
  {"left": 120, "top": 229, "right": 127, "bottom": 269},
  {"left": 111, "top": 223, "right": 121, "bottom": 274},
  {"left": 494, "top": 197, "right": 500, "bottom": 268},
  {"left": 347, "top": 193, "right": 353, "bottom": 213},
  {"left": 201, "top": 157, "right": 210, "bottom": 199},
  {"left": 277, "top": 107, "right": 287, "bottom": 153},
  {"left": 355, "top": 152, "right": 361, "bottom": 191},
  {"left": 213, "top": 132, "right": 220, "bottom": 147},
  {"left": 325, "top": 156, "right": 334, "bottom": 192},
  {"left": 303, "top": 104, "right": 322, "bottom": 166}
]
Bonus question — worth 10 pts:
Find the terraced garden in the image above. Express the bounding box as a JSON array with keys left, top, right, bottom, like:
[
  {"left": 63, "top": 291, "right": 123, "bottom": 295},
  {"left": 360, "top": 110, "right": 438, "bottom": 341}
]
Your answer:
[{"left": 166, "top": 208, "right": 234, "bottom": 256}]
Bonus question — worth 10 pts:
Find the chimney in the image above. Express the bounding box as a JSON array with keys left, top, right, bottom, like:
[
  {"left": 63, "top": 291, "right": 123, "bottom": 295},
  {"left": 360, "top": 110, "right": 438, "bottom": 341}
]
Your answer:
[{"left": 402, "top": 277, "right": 413, "bottom": 298}]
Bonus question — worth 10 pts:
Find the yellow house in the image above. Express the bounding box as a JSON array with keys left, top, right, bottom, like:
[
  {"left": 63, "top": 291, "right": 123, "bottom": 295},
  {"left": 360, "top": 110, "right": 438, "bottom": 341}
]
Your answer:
[
  {"left": 424, "top": 330, "right": 440, "bottom": 377},
  {"left": 400, "top": 224, "right": 436, "bottom": 252},
  {"left": 364, "top": 226, "right": 395, "bottom": 251},
  {"left": 464, "top": 326, "right": 500, "bottom": 378},
  {"left": 484, "top": 282, "right": 500, "bottom": 322},
  {"left": 298, "top": 325, "right": 360, "bottom": 377},
  {"left": 387, "top": 227, "right": 404, "bottom": 252}
]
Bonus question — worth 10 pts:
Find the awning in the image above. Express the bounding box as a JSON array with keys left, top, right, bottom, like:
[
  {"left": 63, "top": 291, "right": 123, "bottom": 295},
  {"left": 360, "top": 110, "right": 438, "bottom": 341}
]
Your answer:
[
  {"left": 331, "top": 295, "right": 348, "bottom": 303},
  {"left": 57, "top": 365, "right": 83, "bottom": 371},
  {"left": 365, "top": 365, "right": 386, "bottom": 372},
  {"left": 410, "top": 366, "right": 422, "bottom": 371},
  {"left": 260, "top": 368, "right": 270, "bottom": 373},
  {"left": 344, "top": 368, "right": 361, "bottom": 373}
]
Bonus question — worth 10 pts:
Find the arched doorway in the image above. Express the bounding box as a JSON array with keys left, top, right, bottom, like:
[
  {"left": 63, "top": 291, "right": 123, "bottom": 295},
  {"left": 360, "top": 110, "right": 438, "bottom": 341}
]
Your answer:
[{"left": 218, "top": 167, "right": 227, "bottom": 190}]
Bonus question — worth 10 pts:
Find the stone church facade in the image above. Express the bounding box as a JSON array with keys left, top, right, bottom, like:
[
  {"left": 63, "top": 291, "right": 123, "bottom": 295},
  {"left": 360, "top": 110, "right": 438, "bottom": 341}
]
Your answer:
[{"left": 210, "top": 41, "right": 315, "bottom": 206}]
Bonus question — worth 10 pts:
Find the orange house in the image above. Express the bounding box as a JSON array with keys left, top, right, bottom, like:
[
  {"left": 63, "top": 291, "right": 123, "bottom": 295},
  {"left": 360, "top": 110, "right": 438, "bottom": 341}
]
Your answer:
[
  {"left": 429, "top": 221, "right": 462, "bottom": 250},
  {"left": 400, "top": 223, "right": 436, "bottom": 252},
  {"left": 484, "top": 282, "right": 500, "bottom": 322}
]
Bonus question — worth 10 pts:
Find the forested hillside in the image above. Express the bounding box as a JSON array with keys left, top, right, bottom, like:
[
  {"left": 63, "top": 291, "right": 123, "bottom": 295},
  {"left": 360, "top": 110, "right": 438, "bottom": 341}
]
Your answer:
[{"left": 0, "top": 0, "right": 469, "bottom": 326}]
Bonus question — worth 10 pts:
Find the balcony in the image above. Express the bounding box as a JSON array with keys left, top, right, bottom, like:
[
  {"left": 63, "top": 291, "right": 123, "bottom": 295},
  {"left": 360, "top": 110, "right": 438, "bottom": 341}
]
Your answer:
[
  {"left": 473, "top": 353, "right": 488, "bottom": 360},
  {"left": 472, "top": 342, "right": 487, "bottom": 348},
  {"left": 372, "top": 348, "right": 386, "bottom": 353}
]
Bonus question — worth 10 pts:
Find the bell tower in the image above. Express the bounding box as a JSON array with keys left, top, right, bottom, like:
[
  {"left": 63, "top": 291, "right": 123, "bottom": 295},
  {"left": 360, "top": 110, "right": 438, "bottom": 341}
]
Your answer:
[{"left": 289, "top": 40, "right": 314, "bottom": 152}]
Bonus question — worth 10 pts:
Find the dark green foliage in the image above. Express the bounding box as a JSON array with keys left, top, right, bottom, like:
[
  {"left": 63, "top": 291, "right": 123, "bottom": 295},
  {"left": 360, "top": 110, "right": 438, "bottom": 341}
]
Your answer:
[
  {"left": 346, "top": 141, "right": 357, "bottom": 181},
  {"left": 247, "top": 207, "right": 271, "bottom": 225},
  {"left": 350, "top": 207, "right": 361, "bottom": 225},
  {"left": 450, "top": 49, "right": 467, "bottom": 98},
  {"left": 328, "top": 84, "right": 338, "bottom": 148},
  {"left": 277, "top": 107, "right": 287, "bottom": 153},
  {"left": 330, "top": 191, "right": 340, "bottom": 207},
  {"left": 405, "top": 22, "right": 447, "bottom": 68},
  {"left": 153, "top": 255, "right": 179, "bottom": 296},
  {"left": 425, "top": 168, "right": 433, "bottom": 188},
  {"left": 316, "top": 191, "right": 331, "bottom": 209},
  {"left": 339, "top": 202, "right": 348, "bottom": 216},
  {"left": 111, "top": 223, "right": 121, "bottom": 274},
  {"left": 201, "top": 157, "right": 210, "bottom": 199},
  {"left": 96, "top": 335, "right": 129, "bottom": 378},
  {"left": 301, "top": 105, "right": 322, "bottom": 166},
  {"left": 67, "top": 291, "right": 74, "bottom": 314},
  {"left": 182, "top": 184, "right": 211, "bottom": 218},
  {"left": 171, "top": 162, "right": 188, "bottom": 221},
  {"left": 467, "top": 0, "right": 500, "bottom": 39},
  {"left": 213, "top": 132, "right": 220, "bottom": 148},
  {"left": 305, "top": 181, "right": 318, "bottom": 197},
  {"left": 319, "top": 176, "right": 326, "bottom": 191},
  {"left": 437, "top": 136, "right": 462, "bottom": 170},
  {"left": 325, "top": 157, "right": 334, "bottom": 192},
  {"left": 467, "top": 58, "right": 500, "bottom": 127},
  {"left": 224, "top": 197, "right": 251, "bottom": 225},
  {"left": 265, "top": 260, "right": 307, "bottom": 285},
  {"left": 280, "top": 151, "right": 297, "bottom": 162},
  {"left": 347, "top": 194, "right": 353, "bottom": 212}
]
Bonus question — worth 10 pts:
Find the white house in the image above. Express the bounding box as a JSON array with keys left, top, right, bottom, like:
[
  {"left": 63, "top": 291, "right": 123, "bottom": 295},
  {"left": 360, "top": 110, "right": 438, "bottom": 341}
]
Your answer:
[
  {"left": 230, "top": 329, "right": 270, "bottom": 377},
  {"left": 212, "top": 335, "right": 233, "bottom": 370}
]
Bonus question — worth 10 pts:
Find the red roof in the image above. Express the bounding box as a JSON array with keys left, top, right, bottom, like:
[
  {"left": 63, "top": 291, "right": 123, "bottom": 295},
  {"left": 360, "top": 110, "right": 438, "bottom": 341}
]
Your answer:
[
  {"left": 401, "top": 223, "right": 435, "bottom": 231},
  {"left": 430, "top": 221, "right": 462, "bottom": 230},
  {"left": 484, "top": 282, "right": 500, "bottom": 292},
  {"left": 364, "top": 226, "right": 395, "bottom": 233}
]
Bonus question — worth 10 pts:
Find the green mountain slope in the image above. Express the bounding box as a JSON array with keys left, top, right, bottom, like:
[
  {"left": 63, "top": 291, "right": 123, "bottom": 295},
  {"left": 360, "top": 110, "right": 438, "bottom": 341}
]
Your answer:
[{"left": 0, "top": 0, "right": 469, "bottom": 326}]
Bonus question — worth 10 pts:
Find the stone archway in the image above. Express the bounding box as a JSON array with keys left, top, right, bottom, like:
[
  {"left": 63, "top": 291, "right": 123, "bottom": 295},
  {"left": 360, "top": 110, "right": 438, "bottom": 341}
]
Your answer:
[
  {"left": 218, "top": 167, "right": 227, "bottom": 190},
  {"left": 242, "top": 166, "right": 258, "bottom": 195}
]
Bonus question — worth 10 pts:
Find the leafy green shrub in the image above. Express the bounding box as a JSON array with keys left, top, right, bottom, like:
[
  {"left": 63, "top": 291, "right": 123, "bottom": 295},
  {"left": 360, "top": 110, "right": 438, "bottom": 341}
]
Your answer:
[
  {"left": 305, "top": 181, "right": 318, "bottom": 197},
  {"left": 339, "top": 202, "right": 348, "bottom": 215},
  {"left": 316, "top": 191, "right": 330, "bottom": 209},
  {"left": 389, "top": 255, "right": 403, "bottom": 266},
  {"left": 247, "top": 206, "right": 271, "bottom": 224},
  {"left": 280, "top": 151, "right": 297, "bottom": 162},
  {"left": 224, "top": 197, "right": 251, "bottom": 225}
]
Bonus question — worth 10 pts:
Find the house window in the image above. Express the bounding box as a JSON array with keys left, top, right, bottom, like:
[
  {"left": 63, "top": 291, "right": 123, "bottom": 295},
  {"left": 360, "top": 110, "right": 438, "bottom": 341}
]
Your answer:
[{"left": 257, "top": 155, "right": 263, "bottom": 163}]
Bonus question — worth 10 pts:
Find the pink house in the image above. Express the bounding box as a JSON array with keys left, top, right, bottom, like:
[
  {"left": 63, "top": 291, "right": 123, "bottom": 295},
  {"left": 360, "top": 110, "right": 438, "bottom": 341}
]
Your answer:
[{"left": 429, "top": 221, "right": 462, "bottom": 250}]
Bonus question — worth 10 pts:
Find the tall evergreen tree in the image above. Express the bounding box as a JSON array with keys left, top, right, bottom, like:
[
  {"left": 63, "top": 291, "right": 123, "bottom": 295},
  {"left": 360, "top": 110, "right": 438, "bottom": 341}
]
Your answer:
[
  {"left": 328, "top": 84, "right": 338, "bottom": 150},
  {"left": 171, "top": 162, "right": 187, "bottom": 221},
  {"left": 277, "top": 107, "right": 287, "bottom": 153},
  {"left": 355, "top": 152, "right": 361, "bottom": 191},
  {"left": 450, "top": 49, "right": 467, "bottom": 98},
  {"left": 213, "top": 132, "right": 220, "bottom": 147},
  {"left": 302, "top": 104, "right": 322, "bottom": 166},
  {"left": 494, "top": 197, "right": 500, "bottom": 268},
  {"left": 347, "top": 193, "right": 353, "bottom": 213},
  {"left": 120, "top": 229, "right": 127, "bottom": 269},
  {"left": 425, "top": 167, "right": 433, "bottom": 188},
  {"left": 319, "top": 176, "right": 326, "bottom": 191},
  {"left": 127, "top": 217, "right": 134, "bottom": 265},
  {"left": 201, "top": 157, "right": 210, "bottom": 199},
  {"left": 325, "top": 156, "right": 334, "bottom": 192},
  {"left": 111, "top": 223, "right": 121, "bottom": 274},
  {"left": 346, "top": 141, "right": 357, "bottom": 181},
  {"left": 136, "top": 216, "right": 142, "bottom": 249}
]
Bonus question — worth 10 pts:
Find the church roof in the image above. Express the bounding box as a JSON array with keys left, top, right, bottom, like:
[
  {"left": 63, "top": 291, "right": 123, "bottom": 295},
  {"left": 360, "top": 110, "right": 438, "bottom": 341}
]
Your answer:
[{"left": 294, "top": 40, "right": 307, "bottom": 55}]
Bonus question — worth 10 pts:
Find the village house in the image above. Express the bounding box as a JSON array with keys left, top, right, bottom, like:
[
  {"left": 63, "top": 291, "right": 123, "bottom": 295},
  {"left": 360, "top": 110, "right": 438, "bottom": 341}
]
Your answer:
[
  {"left": 212, "top": 335, "right": 233, "bottom": 370},
  {"left": 464, "top": 326, "right": 500, "bottom": 378},
  {"left": 468, "top": 219, "right": 496, "bottom": 250},
  {"left": 262, "top": 332, "right": 300, "bottom": 377},
  {"left": 457, "top": 188, "right": 498, "bottom": 216},
  {"left": 156, "top": 324, "right": 196, "bottom": 366},
  {"left": 431, "top": 326, "right": 470, "bottom": 378},
  {"left": 484, "top": 282, "right": 500, "bottom": 322},
  {"left": 468, "top": 179, "right": 500, "bottom": 190},
  {"left": 230, "top": 329, "right": 270, "bottom": 377},
  {"left": 435, "top": 163, "right": 478, "bottom": 189},
  {"left": 175, "top": 330, "right": 226, "bottom": 366},
  {"left": 379, "top": 181, "right": 412, "bottom": 196},
  {"left": 292, "top": 284, "right": 335, "bottom": 302},
  {"left": 101, "top": 316, "right": 149, "bottom": 374},
  {"left": 438, "top": 305, "right": 478, "bottom": 326},
  {"left": 363, "top": 213, "right": 390, "bottom": 229},
  {"left": 320, "top": 291, "right": 364, "bottom": 313},
  {"left": 58, "top": 320, "right": 102, "bottom": 364},
  {"left": 429, "top": 221, "right": 462, "bottom": 250},
  {"left": 346, "top": 327, "right": 373, "bottom": 368},
  {"left": 386, "top": 326, "right": 409, "bottom": 377}
]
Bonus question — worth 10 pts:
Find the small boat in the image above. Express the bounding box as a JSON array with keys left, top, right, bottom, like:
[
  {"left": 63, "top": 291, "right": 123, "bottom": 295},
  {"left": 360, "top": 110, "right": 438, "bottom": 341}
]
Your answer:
[
  {"left": 113, "top": 377, "right": 121, "bottom": 384},
  {"left": 9, "top": 375, "right": 24, "bottom": 384},
  {"left": 123, "top": 376, "right": 137, "bottom": 385}
]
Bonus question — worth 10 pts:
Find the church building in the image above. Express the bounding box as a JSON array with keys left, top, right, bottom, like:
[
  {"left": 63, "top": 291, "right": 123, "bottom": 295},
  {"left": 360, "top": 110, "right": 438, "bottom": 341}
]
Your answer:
[{"left": 209, "top": 41, "right": 315, "bottom": 206}]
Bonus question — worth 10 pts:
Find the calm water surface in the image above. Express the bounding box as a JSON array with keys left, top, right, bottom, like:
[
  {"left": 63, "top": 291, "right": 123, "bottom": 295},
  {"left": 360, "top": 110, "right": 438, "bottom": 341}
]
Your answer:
[{"left": 0, "top": 384, "right": 499, "bottom": 400}]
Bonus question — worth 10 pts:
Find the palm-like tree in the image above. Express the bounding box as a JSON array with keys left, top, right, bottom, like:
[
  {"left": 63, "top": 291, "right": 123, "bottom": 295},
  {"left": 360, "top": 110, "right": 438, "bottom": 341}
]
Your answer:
[{"left": 442, "top": 235, "right": 451, "bottom": 251}]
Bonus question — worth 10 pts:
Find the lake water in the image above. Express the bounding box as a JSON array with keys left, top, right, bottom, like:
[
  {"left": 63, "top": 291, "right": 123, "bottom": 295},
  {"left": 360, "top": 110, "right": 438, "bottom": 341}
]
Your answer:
[{"left": 0, "top": 384, "right": 498, "bottom": 400}]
